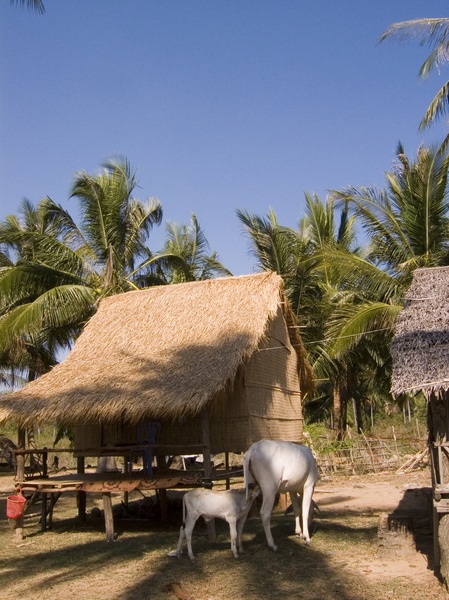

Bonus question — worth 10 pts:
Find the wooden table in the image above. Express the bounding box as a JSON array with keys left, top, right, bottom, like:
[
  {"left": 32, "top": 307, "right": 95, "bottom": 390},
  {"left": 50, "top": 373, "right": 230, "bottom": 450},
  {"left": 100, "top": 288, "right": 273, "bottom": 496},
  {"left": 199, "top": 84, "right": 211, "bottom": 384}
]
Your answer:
[{"left": 15, "top": 468, "right": 202, "bottom": 542}]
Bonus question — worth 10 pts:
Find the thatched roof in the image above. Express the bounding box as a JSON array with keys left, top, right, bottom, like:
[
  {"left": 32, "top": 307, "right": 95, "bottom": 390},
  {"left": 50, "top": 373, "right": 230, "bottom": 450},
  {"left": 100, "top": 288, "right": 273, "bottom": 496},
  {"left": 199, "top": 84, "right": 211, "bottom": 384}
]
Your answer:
[
  {"left": 391, "top": 266, "right": 449, "bottom": 398},
  {"left": 0, "top": 272, "right": 314, "bottom": 427}
]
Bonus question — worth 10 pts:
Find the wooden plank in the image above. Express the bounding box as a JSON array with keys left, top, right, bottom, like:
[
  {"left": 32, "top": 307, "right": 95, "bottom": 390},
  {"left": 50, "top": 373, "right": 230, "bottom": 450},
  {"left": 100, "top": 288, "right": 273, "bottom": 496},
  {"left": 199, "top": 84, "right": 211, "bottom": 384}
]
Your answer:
[{"left": 434, "top": 499, "right": 449, "bottom": 513}]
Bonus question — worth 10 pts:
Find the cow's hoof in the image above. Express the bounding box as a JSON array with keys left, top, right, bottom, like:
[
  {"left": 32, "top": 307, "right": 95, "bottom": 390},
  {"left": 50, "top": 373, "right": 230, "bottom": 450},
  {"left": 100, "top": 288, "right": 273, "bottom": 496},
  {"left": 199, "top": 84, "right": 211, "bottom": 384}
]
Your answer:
[
  {"left": 269, "top": 545, "right": 278, "bottom": 552},
  {"left": 167, "top": 550, "right": 180, "bottom": 558}
]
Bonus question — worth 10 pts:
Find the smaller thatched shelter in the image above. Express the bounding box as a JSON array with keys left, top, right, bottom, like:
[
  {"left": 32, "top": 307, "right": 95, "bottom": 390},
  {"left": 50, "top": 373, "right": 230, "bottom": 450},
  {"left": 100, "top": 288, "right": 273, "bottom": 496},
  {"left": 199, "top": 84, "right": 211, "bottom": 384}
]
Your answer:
[
  {"left": 391, "top": 266, "right": 449, "bottom": 584},
  {"left": 0, "top": 272, "right": 314, "bottom": 457},
  {"left": 391, "top": 265, "right": 449, "bottom": 400}
]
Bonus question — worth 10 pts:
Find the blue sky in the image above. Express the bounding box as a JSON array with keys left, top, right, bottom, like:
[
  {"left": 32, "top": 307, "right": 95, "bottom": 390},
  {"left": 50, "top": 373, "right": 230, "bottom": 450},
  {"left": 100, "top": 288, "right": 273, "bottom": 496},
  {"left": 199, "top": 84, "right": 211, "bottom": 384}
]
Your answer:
[{"left": 1, "top": 0, "right": 448, "bottom": 276}]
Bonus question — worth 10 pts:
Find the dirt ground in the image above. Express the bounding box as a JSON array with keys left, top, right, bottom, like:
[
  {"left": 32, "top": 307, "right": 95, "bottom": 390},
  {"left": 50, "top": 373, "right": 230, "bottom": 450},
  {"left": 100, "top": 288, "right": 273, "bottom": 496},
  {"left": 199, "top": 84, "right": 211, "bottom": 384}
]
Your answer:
[
  {"left": 0, "top": 466, "right": 446, "bottom": 600},
  {"left": 313, "top": 468, "right": 435, "bottom": 583}
]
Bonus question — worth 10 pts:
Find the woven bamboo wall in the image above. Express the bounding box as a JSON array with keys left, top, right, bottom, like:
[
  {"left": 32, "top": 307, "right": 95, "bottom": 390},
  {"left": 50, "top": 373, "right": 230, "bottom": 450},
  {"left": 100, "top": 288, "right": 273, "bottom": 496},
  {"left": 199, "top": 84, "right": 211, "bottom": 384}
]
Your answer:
[
  {"left": 73, "top": 309, "right": 303, "bottom": 455},
  {"left": 158, "top": 309, "right": 303, "bottom": 453}
]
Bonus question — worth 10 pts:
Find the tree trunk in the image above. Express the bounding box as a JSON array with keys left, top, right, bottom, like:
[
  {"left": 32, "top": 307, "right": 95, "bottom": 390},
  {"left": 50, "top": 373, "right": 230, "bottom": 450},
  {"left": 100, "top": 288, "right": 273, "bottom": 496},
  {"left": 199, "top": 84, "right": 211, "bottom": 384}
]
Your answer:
[
  {"left": 332, "top": 384, "right": 341, "bottom": 438},
  {"left": 333, "top": 374, "right": 348, "bottom": 440}
]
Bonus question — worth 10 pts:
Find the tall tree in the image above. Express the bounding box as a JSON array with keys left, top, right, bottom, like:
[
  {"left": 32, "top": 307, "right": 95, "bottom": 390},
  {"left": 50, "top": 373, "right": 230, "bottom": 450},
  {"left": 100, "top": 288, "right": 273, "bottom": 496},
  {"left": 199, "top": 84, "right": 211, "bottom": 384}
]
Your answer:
[
  {"left": 325, "top": 143, "right": 449, "bottom": 431},
  {"left": 68, "top": 158, "right": 163, "bottom": 294},
  {"left": 380, "top": 18, "right": 449, "bottom": 149},
  {"left": 0, "top": 198, "right": 70, "bottom": 383},
  {"left": 0, "top": 158, "right": 163, "bottom": 365},
  {"left": 140, "top": 214, "right": 231, "bottom": 285},
  {"left": 237, "top": 196, "right": 359, "bottom": 434}
]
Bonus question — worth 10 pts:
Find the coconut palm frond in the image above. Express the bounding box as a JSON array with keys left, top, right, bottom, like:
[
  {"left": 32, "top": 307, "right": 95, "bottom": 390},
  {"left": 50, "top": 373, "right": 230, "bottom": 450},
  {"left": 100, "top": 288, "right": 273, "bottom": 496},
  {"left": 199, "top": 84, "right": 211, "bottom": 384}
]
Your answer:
[
  {"left": 326, "top": 302, "right": 402, "bottom": 357},
  {"left": 10, "top": 0, "right": 45, "bottom": 15}
]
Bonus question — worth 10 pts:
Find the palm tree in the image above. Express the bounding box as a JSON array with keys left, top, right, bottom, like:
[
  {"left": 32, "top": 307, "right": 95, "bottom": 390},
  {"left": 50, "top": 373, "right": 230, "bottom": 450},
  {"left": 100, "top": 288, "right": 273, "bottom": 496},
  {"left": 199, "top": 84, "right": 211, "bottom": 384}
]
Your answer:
[
  {"left": 0, "top": 197, "right": 75, "bottom": 381},
  {"left": 68, "top": 157, "right": 163, "bottom": 294},
  {"left": 10, "top": 0, "right": 45, "bottom": 14},
  {"left": 324, "top": 143, "right": 449, "bottom": 431},
  {"left": 380, "top": 18, "right": 449, "bottom": 149},
  {"left": 333, "top": 143, "right": 449, "bottom": 287},
  {"left": 237, "top": 196, "right": 359, "bottom": 434},
  {"left": 139, "top": 214, "right": 231, "bottom": 285},
  {"left": 0, "top": 158, "right": 163, "bottom": 365}
]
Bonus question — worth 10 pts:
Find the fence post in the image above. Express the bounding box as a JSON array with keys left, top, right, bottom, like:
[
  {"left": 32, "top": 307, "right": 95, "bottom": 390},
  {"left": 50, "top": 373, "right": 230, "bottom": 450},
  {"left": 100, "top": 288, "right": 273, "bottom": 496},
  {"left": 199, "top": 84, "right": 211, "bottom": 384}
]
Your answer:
[{"left": 361, "top": 430, "right": 376, "bottom": 471}]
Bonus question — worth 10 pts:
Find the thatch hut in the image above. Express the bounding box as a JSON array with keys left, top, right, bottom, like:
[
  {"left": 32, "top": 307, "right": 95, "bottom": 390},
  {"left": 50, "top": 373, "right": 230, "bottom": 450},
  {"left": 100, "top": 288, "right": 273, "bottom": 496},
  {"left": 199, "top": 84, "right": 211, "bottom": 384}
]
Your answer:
[
  {"left": 391, "top": 265, "right": 449, "bottom": 401},
  {"left": 390, "top": 265, "right": 449, "bottom": 584},
  {"left": 0, "top": 271, "right": 314, "bottom": 460}
]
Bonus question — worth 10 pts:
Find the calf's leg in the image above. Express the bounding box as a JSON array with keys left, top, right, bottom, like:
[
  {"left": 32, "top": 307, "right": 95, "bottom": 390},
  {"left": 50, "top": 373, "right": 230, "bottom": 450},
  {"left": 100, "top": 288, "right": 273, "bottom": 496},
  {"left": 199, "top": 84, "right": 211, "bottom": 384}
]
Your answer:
[
  {"left": 236, "top": 513, "right": 249, "bottom": 555},
  {"left": 228, "top": 517, "right": 240, "bottom": 559}
]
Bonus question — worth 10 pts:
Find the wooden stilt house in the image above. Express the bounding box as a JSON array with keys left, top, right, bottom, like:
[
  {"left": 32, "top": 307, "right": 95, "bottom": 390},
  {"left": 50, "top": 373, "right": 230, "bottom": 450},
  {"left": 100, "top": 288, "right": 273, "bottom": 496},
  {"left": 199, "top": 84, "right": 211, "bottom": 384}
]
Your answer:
[{"left": 0, "top": 271, "right": 314, "bottom": 474}]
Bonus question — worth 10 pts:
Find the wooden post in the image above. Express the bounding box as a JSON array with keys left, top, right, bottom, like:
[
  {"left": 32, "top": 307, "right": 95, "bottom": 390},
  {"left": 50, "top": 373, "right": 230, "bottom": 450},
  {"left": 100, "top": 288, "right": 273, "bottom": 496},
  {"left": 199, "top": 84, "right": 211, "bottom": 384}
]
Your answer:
[
  {"left": 156, "top": 454, "right": 168, "bottom": 522},
  {"left": 40, "top": 447, "right": 48, "bottom": 531},
  {"left": 123, "top": 455, "right": 129, "bottom": 507},
  {"left": 41, "top": 493, "right": 47, "bottom": 532},
  {"left": 201, "top": 409, "right": 213, "bottom": 487},
  {"left": 14, "top": 427, "right": 26, "bottom": 541},
  {"left": 201, "top": 409, "right": 216, "bottom": 542},
  {"left": 77, "top": 456, "right": 86, "bottom": 522},
  {"left": 433, "top": 505, "right": 441, "bottom": 571},
  {"left": 42, "top": 448, "right": 48, "bottom": 477},
  {"left": 102, "top": 492, "right": 115, "bottom": 542},
  {"left": 16, "top": 427, "right": 26, "bottom": 482}
]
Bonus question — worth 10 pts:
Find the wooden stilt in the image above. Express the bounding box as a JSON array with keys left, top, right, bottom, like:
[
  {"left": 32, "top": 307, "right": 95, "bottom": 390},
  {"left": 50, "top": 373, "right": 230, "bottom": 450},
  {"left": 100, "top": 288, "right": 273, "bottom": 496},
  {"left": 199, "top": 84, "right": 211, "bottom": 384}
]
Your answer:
[
  {"left": 77, "top": 456, "right": 86, "bottom": 522},
  {"left": 41, "top": 493, "right": 47, "bottom": 531},
  {"left": 201, "top": 409, "right": 216, "bottom": 542},
  {"left": 102, "top": 492, "right": 115, "bottom": 542},
  {"left": 433, "top": 505, "right": 441, "bottom": 571},
  {"left": 159, "top": 489, "right": 168, "bottom": 522}
]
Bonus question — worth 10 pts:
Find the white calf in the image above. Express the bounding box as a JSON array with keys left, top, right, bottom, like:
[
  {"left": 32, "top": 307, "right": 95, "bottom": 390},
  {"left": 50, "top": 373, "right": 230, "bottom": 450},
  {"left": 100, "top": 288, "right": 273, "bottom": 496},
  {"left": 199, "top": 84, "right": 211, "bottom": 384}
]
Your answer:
[
  {"left": 169, "top": 487, "right": 260, "bottom": 560},
  {"left": 244, "top": 439, "right": 318, "bottom": 551}
]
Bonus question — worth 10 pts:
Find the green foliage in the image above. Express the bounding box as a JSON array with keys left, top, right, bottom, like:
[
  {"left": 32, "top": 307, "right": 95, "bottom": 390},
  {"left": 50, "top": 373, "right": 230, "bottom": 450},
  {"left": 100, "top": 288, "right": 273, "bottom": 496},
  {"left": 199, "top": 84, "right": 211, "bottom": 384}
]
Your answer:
[{"left": 380, "top": 18, "right": 449, "bottom": 150}]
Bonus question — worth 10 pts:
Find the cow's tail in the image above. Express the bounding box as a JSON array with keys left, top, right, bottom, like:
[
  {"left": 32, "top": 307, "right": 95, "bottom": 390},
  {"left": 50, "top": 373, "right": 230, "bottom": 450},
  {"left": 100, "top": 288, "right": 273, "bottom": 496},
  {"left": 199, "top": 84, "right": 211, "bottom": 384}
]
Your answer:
[{"left": 243, "top": 449, "right": 256, "bottom": 500}]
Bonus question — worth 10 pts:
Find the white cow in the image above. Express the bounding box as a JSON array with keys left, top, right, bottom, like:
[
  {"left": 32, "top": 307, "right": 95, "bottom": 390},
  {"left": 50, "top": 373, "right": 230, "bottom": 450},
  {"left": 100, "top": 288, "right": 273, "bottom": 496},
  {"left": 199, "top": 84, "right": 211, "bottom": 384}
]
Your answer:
[
  {"left": 169, "top": 486, "right": 260, "bottom": 560},
  {"left": 244, "top": 439, "right": 318, "bottom": 551}
]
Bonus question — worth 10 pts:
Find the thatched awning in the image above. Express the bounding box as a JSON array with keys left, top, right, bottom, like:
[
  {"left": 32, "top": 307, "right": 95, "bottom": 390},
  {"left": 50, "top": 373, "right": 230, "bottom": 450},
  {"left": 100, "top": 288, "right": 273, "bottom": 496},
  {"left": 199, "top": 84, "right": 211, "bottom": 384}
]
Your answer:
[
  {"left": 0, "top": 272, "right": 313, "bottom": 427},
  {"left": 391, "top": 266, "right": 449, "bottom": 398}
]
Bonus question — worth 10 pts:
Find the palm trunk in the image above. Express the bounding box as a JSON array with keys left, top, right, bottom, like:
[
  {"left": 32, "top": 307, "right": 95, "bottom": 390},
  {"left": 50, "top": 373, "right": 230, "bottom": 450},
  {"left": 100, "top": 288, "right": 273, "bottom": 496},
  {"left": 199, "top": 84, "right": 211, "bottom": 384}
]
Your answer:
[{"left": 333, "top": 374, "right": 348, "bottom": 440}]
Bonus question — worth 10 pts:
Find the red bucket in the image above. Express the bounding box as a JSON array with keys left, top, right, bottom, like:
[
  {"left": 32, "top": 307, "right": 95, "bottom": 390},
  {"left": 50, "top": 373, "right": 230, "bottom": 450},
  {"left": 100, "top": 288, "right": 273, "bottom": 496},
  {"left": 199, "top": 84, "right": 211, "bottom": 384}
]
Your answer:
[{"left": 6, "top": 494, "right": 26, "bottom": 519}]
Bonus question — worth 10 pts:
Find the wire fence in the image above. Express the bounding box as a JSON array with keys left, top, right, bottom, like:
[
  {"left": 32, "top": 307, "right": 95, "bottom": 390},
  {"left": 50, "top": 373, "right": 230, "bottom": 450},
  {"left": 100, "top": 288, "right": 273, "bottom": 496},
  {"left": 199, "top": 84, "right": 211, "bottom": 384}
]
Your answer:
[{"left": 305, "top": 431, "right": 427, "bottom": 478}]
